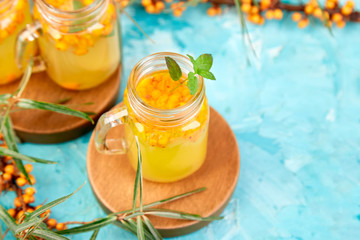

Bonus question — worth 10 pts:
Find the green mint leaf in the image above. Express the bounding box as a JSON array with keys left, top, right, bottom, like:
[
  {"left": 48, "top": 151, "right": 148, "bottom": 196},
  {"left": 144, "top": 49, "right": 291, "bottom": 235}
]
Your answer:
[
  {"left": 195, "top": 54, "right": 213, "bottom": 72},
  {"left": 165, "top": 57, "right": 182, "bottom": 81},
  {"left": 187, "top": 72, "right": 198, "bottom": 95},
  {"left": 186, "top": 54, "right": 198, "bottom": 73},
  {"left": 198, "top": 70, "right": 216, "bottom": 80}
]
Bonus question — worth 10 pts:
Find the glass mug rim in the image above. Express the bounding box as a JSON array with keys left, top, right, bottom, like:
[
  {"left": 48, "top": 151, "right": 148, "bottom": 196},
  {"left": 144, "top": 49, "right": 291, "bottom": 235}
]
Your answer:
[
  {"left": 126, "top": 52, "right": 205, "bottom": 126},
  {"left": 35, "top": 0, "right": 108, "bottom": 29},
  {"left": 0, "top": 0, "right": 17, "bottom": 17}
]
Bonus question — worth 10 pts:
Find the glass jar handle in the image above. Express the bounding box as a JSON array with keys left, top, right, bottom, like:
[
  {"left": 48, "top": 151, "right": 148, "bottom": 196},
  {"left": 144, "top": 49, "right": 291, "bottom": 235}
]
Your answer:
[
  {"left": 16, "top": 21, "right": 46, "bottom": 72},
  {"left": 95, "top": 105, "right": 129, "bottom": 154}
]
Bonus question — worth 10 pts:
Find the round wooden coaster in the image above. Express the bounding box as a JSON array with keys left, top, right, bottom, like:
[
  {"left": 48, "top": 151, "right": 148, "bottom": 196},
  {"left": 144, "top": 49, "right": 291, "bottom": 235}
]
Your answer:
[
  {"left": 87, "top": 105, "right": 240, "bottom": 238},
  {"left": 0, "top": 66, "right": 121, "bottom": 144}
]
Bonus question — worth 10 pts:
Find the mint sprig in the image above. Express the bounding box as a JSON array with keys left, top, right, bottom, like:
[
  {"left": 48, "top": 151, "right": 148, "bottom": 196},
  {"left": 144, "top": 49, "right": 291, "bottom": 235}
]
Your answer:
[{"left": 165, "top": 53, "right": 216, "bottom": 95}]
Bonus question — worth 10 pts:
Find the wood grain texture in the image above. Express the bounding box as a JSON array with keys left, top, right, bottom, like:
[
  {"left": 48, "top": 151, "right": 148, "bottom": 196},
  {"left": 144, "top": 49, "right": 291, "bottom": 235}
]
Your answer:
[
  {"left": 0, "top": 65, "right": 121, "bottom": 143},
  {"left": 87, "top": 105, "right": 240, "bottom": 237}
]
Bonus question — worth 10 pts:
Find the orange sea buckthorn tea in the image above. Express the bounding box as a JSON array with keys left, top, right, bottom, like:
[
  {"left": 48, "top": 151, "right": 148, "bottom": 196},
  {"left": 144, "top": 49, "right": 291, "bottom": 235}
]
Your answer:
[
  {"left": 17, "top": 0, "right": 120, "bottom": 90},
  {"left": 0, "top": 0, "right": 32, "bottom": 84},
  {"left": 95, "top": 52, "right": 216, "bottom": 182}
]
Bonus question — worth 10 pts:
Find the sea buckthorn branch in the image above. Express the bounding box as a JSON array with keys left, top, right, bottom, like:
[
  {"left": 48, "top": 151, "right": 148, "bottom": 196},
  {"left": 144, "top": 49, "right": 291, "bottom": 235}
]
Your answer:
[
  {"left": 133, "top": 0, "right": 360, "bottom": 28},
  {"left": 209, "top": 0, "right": 360, "bottom": 27}
]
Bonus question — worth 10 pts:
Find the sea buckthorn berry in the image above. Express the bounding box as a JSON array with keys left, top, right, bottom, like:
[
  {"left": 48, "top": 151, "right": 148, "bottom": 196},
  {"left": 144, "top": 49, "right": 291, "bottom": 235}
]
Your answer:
[
  {"left": 26, "top": 208, "right": 34, "bottom": 213},
  {"left": 25, "top": 187, "right": 36, "bottom": 196},
  {"left": 47, "top": 218, "right": 57, "bottom": 228},
  {"left": 25, "top": 164, "right": 33, "bottom": 173},
  {"left": 16, "top": 210, "right": 24, "bottom": 220},
  {"left": 292, "top": 12, "right": 302, "bottom": 22},
  {"left": 165, "top": 0, "right": 172, "bottom": 2},
  {"left": 259, "top": 16, "right": 265, "bottom": 25},
  {"left": 16, "top": 177, "right": 27, "bottom": 187},
  {"left": 142, "top": 0, "right": 152, "bottom": 6},
  {"left": 40, "top": 209, "right": 51, "bottom": 218},
  {"left": 274, "top": 9, "right": 283, "bottom": 20},
  {"left": 4, "top": 165, "right": 15, "bottom": 174},
  {"left": 313, "top": 7, "right": 322, "bottom": 18},
  {"left": 23, "top": 194, "right": 30, "bottom": 204},
  {"left": 146, "top": 4, "right": 156, "bottom": 13},
  {"left": 332, "top": 13, "right": 343, "bottom": 22},
  {"left": 345, "top": 0, "right": 354, "bottom": 8},
  {"left": 29, "top": 195, "right": 35, "bottom": 203},
  {"left": 325, "top": 0, "right": 336, "bottom": 9},
  {"left": 55, "top": 41, "right": 68, "bottom": 51},
  {"left": 56, "top": 223, "right": 66, "bottom": 231},
  {"left": 7, "top": 208, "right": 16, "bottom": 218},
  {"left": 241, "top": 3, "right": 251, "bottom": 13},
  {"left": 336, "top": 20, "right": 346, "bottom": 28},
  {"left": 298, "top": 18, "right": 310, "bottom": 28},
  {"left": 250, "top": 6, "right": 259, "bottom": 14},
  {"left": 2, "top": 173, "right": 12, "bottom": 181},
  {"left": 341, "top": 5, "right": 352, "bottom": 15},
  {"left": 304, "top": 4, "right": 313, "bottom": 12},
  {"left": 260, "top": 0, "right": 271, "bottom": 9},
  {"left": 265, "top": 10, "right": 274, "bottom": 19},
  {"left": 14, "top": 197, "right": 22, "bottom": 208},
  {"left": 249, "top": 14, "right": 261, "bottom": 23},
  {"left": 173, "top": 8, "right": 183, "bottom": 17},
  {"left": 207, "top": 7, "right": 217, "bottom": 16},
  {"left": 155, "top": 1, "right": 165, "bottom": 11}
]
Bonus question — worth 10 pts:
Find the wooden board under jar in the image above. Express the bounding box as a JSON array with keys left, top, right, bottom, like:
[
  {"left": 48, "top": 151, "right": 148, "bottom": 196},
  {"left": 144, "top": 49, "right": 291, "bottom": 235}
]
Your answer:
[
  {"left": 87, "top": 105, "right": 240, "bottom": 237},
  {"left": 0, "top": 65, "right": 121, "bottom": 144}
]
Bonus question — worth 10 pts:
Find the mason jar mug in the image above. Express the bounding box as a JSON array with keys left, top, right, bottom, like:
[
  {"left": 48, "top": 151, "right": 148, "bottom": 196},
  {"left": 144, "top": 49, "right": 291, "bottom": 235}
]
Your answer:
[
  {"left": 17, "top": 0, "right": 121, "bottom": 90},
  {"left": 95, "top": 52, "right": 210, "bottom": 183},
  {"left": 0, "top": 0, "right": 32, "bottom": 84}
]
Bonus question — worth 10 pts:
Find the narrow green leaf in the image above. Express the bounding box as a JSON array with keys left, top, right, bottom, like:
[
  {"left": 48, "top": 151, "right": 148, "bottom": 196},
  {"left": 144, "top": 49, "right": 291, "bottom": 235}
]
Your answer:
[
  {"left": 198, "top": 70, "right": 216, "bottom": 80},
  {"left": 57, "top": 216, "right": 117, "bottom": 235},
  {"left": 165, "top": 57, "right": 182, "bottom": 81},
  {"left": 15, "top": 217, "right": 45, "bottom": 235},
  {"left": 195, "top": 54, "right": 213, "bottom": 72},
  {"left": 136, "top": 216, "right": 145, "bottom": 240},
  {"left": 142, "top": 216, "right": 162, "bottom": 240},
  {"left": 144, "top": 209, "right": 223, "bottom": 221},
  {"left": 143, "top": 187, "right": 206, "bottom": 209},
  {"left": 27, "top": 183, "right": 85, "bottom": 220},
  {"left": 0, "top": 147, "right": 56, "bottom": 164},
  {"left": 110, "top": 187, "right": 207, "bottom": 217},
  {"left": 0, "top": 205, "right": 17, "bottom": 234},
  {"left": 90, "top": 229, "right": 100, "bottom": 240},
  {"left": 119, "top": 220, "right": 137, "bottom": 234},
  {"left": 0, "top": 94, "right": 11, "bottom": 104},
  {"left": 33, "top": 229, "right": 70, "bottom": 240},
  {"left": 1, "top": 116, "right": 31, "bottom": 183},
  {"left": 121, "top": 219, "right": 155, "bottom": 240},
  {"left": 187, "top": 72, "right": 198, "bottom": 95},
  {"left": 123, "top": 212, "right": 145, "bottom": 221},
  {"left": 16, "top": 99, "right": 93, "bottom": 124},
  {"left": 132, "top": 136, "right": 142, "bottom": 213}
]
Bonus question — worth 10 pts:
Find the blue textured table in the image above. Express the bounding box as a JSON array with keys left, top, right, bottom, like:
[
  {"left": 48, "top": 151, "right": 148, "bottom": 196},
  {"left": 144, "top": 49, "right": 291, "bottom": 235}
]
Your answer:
[{"left": 2, "top": 2, "right": 360, "bottom": 239}]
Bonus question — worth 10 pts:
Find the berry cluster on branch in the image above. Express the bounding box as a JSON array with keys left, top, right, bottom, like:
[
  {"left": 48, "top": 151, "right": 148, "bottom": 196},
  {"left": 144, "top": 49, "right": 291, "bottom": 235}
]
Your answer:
[
  {"left": 0, "top": 134, "right": 67, "bottom": 238},
  {"left": 116, "top": 0, "right": 360, "bottom": 28}
]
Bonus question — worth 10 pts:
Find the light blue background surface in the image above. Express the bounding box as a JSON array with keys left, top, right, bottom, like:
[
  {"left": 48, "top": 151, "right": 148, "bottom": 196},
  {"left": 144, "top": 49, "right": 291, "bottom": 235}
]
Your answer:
[{"left": 2, "top": 2, "right": 360, "bottom": 239}]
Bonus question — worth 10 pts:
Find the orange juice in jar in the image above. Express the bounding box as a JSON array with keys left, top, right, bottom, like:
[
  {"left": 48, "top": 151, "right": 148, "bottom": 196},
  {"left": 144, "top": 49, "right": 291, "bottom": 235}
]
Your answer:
[
  {"left": 0, "top": 0, "right": 32, "bottom": 84},
  {"left": 96, "top": 53, "right": 210, "bottom": 182},
  {"left": 18, "top": 0, "right": 121, "bottom": 90}
]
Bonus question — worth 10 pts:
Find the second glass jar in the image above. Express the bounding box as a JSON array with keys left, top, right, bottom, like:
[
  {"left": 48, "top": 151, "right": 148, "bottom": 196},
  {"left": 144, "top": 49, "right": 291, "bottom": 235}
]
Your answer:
[{"left": 30, "top": 0, "right": 121, "bottom": 90}]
